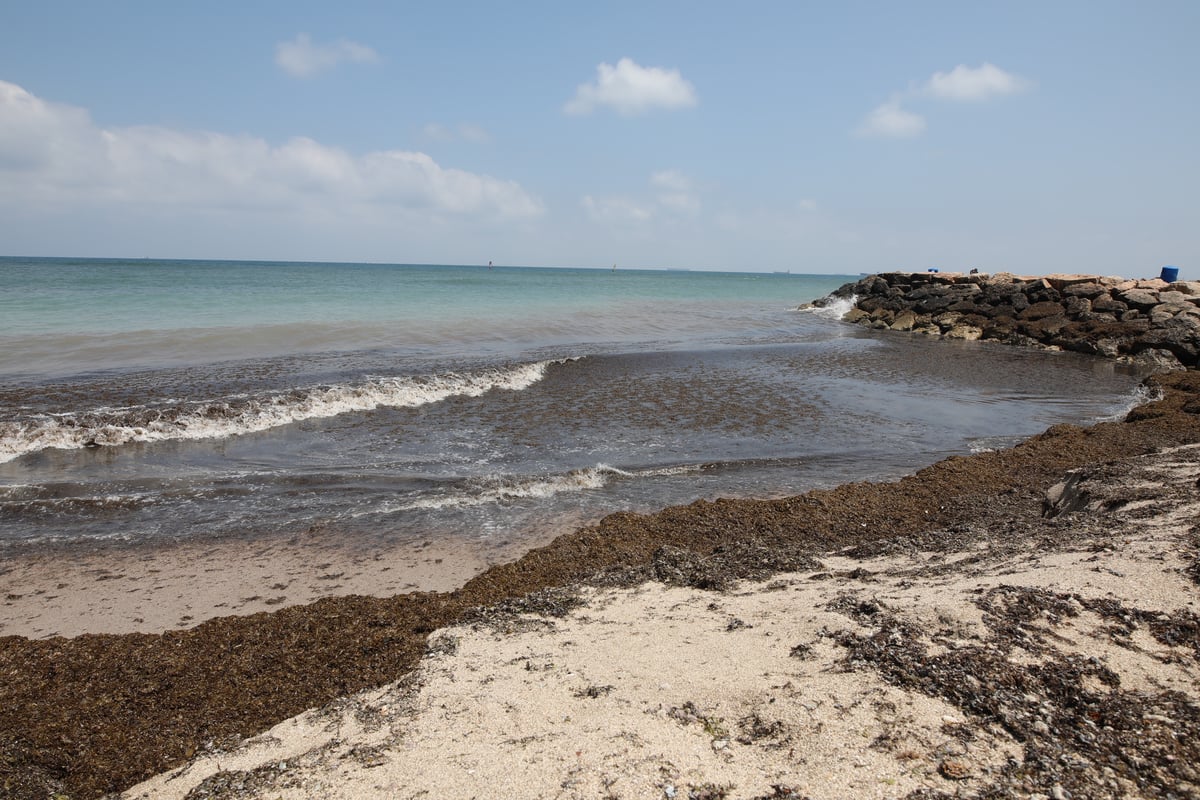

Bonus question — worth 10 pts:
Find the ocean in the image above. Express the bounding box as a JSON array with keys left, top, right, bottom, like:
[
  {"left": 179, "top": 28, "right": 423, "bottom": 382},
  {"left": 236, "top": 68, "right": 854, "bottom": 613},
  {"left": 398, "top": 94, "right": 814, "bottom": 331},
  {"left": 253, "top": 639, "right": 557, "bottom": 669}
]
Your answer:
[{"left": 0, "top": 257, "right": 1149, "bottom": 555}]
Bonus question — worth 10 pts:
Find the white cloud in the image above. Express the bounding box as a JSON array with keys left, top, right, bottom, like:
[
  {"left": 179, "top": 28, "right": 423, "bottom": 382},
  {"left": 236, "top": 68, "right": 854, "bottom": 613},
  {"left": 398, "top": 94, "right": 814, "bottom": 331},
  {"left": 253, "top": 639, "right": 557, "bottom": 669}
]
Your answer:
[
  {"left": 925, "top": 62, "right": 1027, "bottom": 101},
  {"left": 582, "top": 170, "right": 702, "bottom": 224},
  {"left": 650, "top": 170, "right": 700, "bottom": 213},
  {"left": 421, "top": 122, "right": 491, "bottom": 143},
  {"left": 421, "top": 123, "right": 453, "bottom": 141},
  {"left": 275, "top": 33, "right": 381, "bottom": 78},
  {"left": 581, "top": 194, "right": 655, "bottom": 223},
  {"left": 650, "top": 170, "right": 690, "bottom": 192},
  {"left": 0, "top": 80, "right": 542, "bottom": 220},
  {"left": 457, "top": 124, "right": 491, "bottom": 143},
  {"left": 857, "top": 62, "right": 1027, "bottom": 139},
  {"left": 856, "top": 98, "right": 926, "bottom": 138},
  {"left": 0, "top": 80, "right": 104, "bottom": 174},
  {"left": 564, "top": 58, "right": 697, "bottom": 116}
]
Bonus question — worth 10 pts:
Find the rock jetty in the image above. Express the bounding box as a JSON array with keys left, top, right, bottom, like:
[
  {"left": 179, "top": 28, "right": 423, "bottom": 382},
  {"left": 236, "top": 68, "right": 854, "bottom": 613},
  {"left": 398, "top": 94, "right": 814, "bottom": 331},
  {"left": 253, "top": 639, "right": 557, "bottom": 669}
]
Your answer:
[{"left": 811, "top": 272, "right": 1200, "bottom": 370}]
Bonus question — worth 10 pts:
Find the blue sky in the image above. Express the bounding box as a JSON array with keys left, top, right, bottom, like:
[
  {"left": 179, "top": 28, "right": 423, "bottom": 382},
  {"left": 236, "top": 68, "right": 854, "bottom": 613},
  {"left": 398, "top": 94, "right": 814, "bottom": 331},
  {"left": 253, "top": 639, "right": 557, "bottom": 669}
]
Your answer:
[{"left": 1, "top": 1, "right": 1196, "bottom": 274}]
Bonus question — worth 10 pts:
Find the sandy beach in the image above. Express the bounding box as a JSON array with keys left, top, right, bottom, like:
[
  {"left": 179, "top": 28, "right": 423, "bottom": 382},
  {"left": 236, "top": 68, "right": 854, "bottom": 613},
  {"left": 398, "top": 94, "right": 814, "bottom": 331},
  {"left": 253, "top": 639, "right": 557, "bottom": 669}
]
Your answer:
[
  {"left": 5, "top": 3, "right": 1200, "bottom": 795},
  {"left": 0, "top": 526, "right": 549, "bottom": 640},
  {"left": 3, "top": 370, "right": 1200, "bottom": 799},
  {"left": 124, "top": 442, "right": 1200, "bottom": 799}
]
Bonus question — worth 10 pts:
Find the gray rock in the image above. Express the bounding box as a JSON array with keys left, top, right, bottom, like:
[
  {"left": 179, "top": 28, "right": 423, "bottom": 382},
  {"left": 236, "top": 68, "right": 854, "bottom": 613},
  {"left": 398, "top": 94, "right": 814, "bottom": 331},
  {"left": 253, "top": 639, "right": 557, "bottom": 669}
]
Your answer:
[
  {"left": 1150, "top": 306, "right": 1179, "bottom": 325},
  {"left": 1092, "top": 294, "right": 1128, "bottom": 313},
  {"left": 1062, "top": 282, "right": 1108, "bottom": 298},
  {"left": 1118, "top": 288, "right": 1161, "bottom": 310},
  {"left": 1064, "top": 295, "right": 1092, "bottom": 317},
  {"left": 933, "top": 312, "right": 962, "bottom": 330},
  {"left": 1043, "top": 471, "right": 1090, "bottom": 517},
  {"left": 945, "top": 325, "right": 983, "bottom": 341},
  {"left": 1131, "top": 348, "right": 1184, "bottom": 371},
  {"left": 832, "top": 272, "right": 1200, "bottom": 369},
  {"left": 1157, "top": 290, "right": 1192, "bottom": 307}
]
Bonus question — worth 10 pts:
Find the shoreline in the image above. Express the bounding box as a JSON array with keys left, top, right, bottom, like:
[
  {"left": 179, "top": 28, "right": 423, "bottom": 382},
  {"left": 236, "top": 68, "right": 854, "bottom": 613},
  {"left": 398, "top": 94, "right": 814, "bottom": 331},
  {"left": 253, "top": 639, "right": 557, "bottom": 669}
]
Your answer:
[
  {"left": 0, "top": 531, "right": 507, "bottom": 640},
  {"left": 2, "top": 299, "right": 1199, "bottom": 797},
  {"left": 125, "top": 441, "right": 1200, "bottom": 799}
]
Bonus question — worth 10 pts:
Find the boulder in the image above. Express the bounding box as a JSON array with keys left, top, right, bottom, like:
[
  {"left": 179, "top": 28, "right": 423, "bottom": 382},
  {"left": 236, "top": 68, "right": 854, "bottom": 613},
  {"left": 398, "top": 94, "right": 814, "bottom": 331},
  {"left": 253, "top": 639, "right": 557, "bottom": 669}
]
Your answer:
[
  {"left": 944, "top": 324, "right": 983, "bottom": 341},
  {"left": 1118, "top": 288, "right": 1161, "bottom": 310},
  {"left": 1077, "top": 311, "right": 1118, "bottom": 324},
  {"left": 890, "top": 310, "right": 919, "bottom": 331},
  {"left": 1020, "top": 314, "right": 1070, "bottom": 338},
  {"left": 1061, "top": 281, "right": 1109, "bottom": 298},
  {"left": 828, "top": 270, "right": 1200, "bottom": 368},
  {"left": 1019, "top": 301, "right": 1069, "bottom": 321},
  {"left": 1131, "top": 348, "right": 1185, "bottom": 372},
  {"left": 1091, "top": 294, "right": 1128, "bottom": 314},
  {"left": 1157, "top": 290, "right": 1193, "bottom": 307},
  {"left": 933, "top": 312, "right": 962, "bottom": 330},
  {"left": 1150, "top": 306, "right": 1179, "bottom": 325},
  {"left": 1063, "top": 295, "right": 1092, "bottom": 317}
]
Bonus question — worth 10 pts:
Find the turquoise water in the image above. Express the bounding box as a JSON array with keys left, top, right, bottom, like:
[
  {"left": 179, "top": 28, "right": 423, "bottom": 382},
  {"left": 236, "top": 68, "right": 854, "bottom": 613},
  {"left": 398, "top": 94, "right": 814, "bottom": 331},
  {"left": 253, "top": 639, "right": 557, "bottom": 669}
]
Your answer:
[
  {"left": 0, "top": 258, "right": 851, "bottom": 377},
  {"left": 0, "top": 257, "right": 1148, "bottom": 552}
]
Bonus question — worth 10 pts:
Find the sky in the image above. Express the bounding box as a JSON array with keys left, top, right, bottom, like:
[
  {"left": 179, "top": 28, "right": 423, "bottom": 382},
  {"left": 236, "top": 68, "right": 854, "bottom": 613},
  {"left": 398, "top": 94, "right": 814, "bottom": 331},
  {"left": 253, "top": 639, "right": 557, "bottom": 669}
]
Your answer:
[{"left": 0, "top": 1, "right": 1197, "bottom": 274}]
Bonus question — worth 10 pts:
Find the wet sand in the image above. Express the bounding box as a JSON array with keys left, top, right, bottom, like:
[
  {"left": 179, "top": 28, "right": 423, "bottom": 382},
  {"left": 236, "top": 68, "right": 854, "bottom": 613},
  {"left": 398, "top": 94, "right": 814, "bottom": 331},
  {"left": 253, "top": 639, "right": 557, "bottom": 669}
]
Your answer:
[
  {"left": 0, "top": 529, "right": 539, "bottom": 640},
  {"left": 2, "top": 369, "right": 1200, "bottom": 799}
]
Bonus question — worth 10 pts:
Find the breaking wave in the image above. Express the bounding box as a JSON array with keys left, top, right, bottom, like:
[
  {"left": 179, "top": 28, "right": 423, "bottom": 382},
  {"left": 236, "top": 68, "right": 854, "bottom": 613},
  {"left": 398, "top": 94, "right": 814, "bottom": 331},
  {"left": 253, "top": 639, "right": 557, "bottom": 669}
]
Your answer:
[
  {"left": 799, "top": 293, "right": 858, "bottom": 320},
  {"left": 364, "top": 462, "right": 709, "bottom": 515},
  {"left": 0, "top": 359, "right": 570, "bottom": 463},
  {"left": 1100, "top": 382, "right": 1162, "bottom": 422}
]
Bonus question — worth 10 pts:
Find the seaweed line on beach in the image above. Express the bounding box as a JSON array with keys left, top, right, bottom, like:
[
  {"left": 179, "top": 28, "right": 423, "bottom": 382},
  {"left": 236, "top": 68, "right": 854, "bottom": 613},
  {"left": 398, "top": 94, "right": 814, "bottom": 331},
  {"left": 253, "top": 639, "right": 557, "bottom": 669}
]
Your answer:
[{"left": 1, "top": 370, "right": 1200, "bottom": 798}]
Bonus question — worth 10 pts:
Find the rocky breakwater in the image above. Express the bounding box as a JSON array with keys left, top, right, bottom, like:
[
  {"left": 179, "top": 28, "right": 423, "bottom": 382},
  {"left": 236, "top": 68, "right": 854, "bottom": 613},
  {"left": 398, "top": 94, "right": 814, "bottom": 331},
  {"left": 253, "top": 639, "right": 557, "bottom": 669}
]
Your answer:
[{"left": 812, "top": 272, "right": 1200, "bottom": 370}]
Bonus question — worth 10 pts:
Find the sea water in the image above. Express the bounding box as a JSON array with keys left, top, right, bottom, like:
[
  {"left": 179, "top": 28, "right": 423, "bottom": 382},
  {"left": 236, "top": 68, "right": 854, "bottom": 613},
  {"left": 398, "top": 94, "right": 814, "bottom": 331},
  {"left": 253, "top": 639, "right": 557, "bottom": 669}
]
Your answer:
[{"left": 0, "top": 257, "right": 1148, "bottom": 552}]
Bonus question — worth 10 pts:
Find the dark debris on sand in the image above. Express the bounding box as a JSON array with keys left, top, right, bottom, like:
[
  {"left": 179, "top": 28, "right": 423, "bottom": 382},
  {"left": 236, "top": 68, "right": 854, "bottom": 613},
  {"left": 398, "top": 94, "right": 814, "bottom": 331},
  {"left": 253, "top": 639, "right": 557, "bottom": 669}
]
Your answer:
[
  {"left": 1, "top": 370, "right": 1200, "bottom": 799},
  {"left": 835, "top": 585, "right": 1200, "bottom": 799}
]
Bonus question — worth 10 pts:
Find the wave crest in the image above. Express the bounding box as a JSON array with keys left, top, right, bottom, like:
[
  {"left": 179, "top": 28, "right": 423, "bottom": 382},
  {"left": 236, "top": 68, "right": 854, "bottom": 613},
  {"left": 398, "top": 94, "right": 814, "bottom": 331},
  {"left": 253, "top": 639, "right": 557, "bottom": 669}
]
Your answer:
[
  {"left": 0, "top": 359, "right": 568, "bottom": 463},
  {"left": 799, "top": 293, "right": 858, "bottom": 320},
  {"left": 367, "top": 462, "right": 709, "bottom": 515}
]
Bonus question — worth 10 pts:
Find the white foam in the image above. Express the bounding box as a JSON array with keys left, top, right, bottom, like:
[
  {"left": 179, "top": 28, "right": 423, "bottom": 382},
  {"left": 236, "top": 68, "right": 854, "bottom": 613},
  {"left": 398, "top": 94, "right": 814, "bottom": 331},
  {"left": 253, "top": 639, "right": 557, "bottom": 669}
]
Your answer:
[
  {"left": 808, "top": 293, "right": 858, "bottom": 320},
  {"left": 364, "top": 462, "right": 708, "bottom": 516},
  {"left": 1099, "top": 382, "right": 1162, "bottom": 422},
  {"left": 968, "top": 436, "right": 1020, "bottom": 454},
  {"left": 0, "top": 359, "right": 569, "bottom": 463}
]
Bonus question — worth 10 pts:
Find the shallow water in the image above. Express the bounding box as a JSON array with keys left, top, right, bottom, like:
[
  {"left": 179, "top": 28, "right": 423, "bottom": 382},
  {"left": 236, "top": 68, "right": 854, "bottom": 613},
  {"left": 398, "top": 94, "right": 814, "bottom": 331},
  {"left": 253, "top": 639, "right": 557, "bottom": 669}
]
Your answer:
[{"left": 0, "top": 258, "right": 1149, "bottom": 551}]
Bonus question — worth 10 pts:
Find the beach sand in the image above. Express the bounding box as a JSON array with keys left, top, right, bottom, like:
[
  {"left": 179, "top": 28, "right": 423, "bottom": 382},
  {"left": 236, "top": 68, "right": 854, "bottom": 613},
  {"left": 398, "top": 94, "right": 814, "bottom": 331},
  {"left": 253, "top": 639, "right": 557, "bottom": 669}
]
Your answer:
[
  {"left": 0, "top": 528, "right": 537, "bottom": 640},
  {"left": 3, "top": 369, "right": 1200, "bottom": 799},
  {"left": 123, "top": 442, "right": 1200, "bottom": 799}
]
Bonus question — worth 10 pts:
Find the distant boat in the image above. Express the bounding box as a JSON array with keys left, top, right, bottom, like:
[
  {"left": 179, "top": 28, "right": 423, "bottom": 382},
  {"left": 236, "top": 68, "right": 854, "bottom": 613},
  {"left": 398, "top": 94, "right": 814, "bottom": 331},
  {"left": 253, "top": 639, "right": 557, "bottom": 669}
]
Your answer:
[{"left": 773, "top": 270, "right": 790, "bottom": 275}]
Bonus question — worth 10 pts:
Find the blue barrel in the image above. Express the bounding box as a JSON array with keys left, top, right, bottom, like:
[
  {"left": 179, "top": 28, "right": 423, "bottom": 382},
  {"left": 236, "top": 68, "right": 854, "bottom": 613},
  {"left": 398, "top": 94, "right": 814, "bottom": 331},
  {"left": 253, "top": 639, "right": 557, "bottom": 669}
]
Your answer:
[{"left": 1160, "top": 265, "right": 1180, "bottom": 282}]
